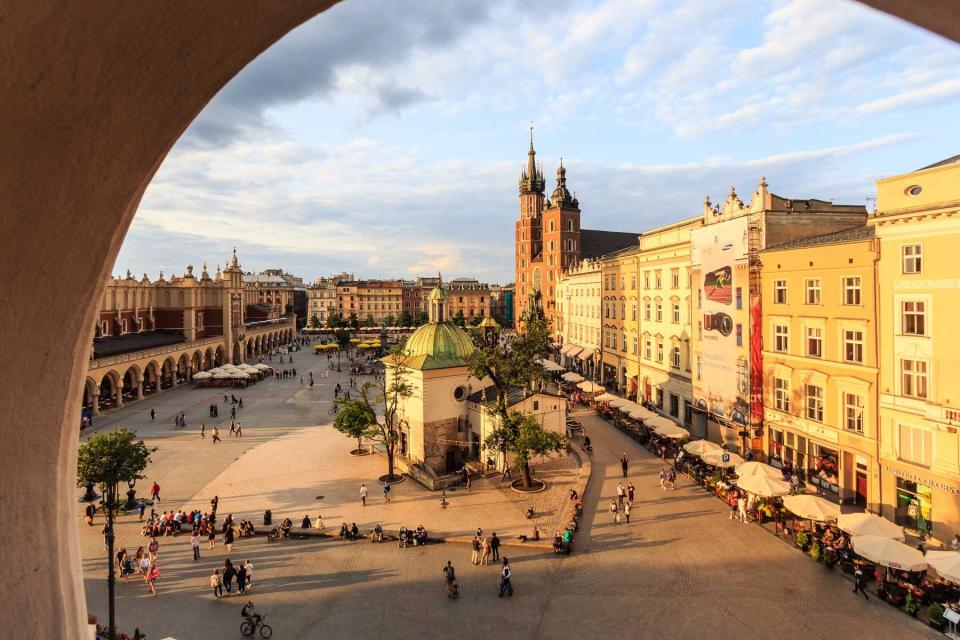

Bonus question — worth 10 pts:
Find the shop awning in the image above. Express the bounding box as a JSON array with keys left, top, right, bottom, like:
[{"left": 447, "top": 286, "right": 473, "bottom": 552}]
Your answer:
[
  {"left": 653, "top": 421, "right": 690, "bottom": 439},
  {"left": 595, "top": 392, "right": 619, "bottom": 403},
  {"left": 576, "top": 348, "right": 595, "bottom": 361},
  {"left": 576, "top": 381, "right": 603, "bottom": 393},
  {"left": 562, "top": 344, "right": 584, "bottom": 358},
  {"left": 561, "top": 372, "right": 585, "bottom": 383}
]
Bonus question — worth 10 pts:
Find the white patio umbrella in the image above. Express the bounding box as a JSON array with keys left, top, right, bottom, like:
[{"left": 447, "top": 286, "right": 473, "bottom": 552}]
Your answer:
[
  {"left": 701, "top": 450, "right": 745, "bottom": 468},
  {"left": 852, "top": 535, "right": 926, "bottom": 572},
  {"left": 734, "top": 461, "right": 783, "bottom": 480},
  {"left": 926, "top": 550, "right": 960, "bottom": 584},
  {"left": 191, "top": 371, "right": 212, "bottom": 380},
  {"left": 212, "top": 372, "right": 232, "bottom": 379},
  {"left": 254, "top": 363, "right": 271, "bottom": 371},
  {"left": 576, "top": 381, "right": 603, "bottom": 393},
  {"left": 608, "top": 397, "right": 632, "bottom": 408},
  {"left": 595, "top": 392, "right": 619, "bottom": 403},
  {"left": 647, "top": 415, "right": 678, "bottom": 430},
  {"left": 654, "top": 423, "right": 690, "bottom": 439},
  {"left": 837, "top": 513, "right": 905, "bottom": 541},
  {"left": 736, "top": 473, "right": 791, "bottom": 497},
  {"left": 618, "top": 402, "right": 641, "bottom": 414},
  {"left": 781, "top": 494, "right": 841, "bottom": 522},
  {"left": 629, "top": 406, "right": 657, "bottom": 421},
  {"left": 207, "top": 367, "right": 224, "bottom": 374},
  {"left": 683, "top": 440, "right": 723, "bottom": 457},
  {"left": 230, "top": 371, "right": 250, "bottom": 379},
  {"left": 561, "top": 372, "right": 585, "bottom": 383}
]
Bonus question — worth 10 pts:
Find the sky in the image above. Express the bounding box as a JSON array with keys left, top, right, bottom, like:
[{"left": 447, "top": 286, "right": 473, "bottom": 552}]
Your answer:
[{"left": 116, "top": 0, "right": 960, "bottom": 285}]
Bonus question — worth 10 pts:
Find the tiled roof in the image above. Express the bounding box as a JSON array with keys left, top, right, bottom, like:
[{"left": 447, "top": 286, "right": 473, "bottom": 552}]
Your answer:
[
  {"left": 581, "top": 229, "right": 639, "bottom": 259},
  {"left": 919, "top": 155, "right": 960, "bottom": 170},
  {"left": 92, "top": 330, "right": 186, "bottom": 359},
  {"left": 763, "top": 224, "right": 874, "bottom": 251}
]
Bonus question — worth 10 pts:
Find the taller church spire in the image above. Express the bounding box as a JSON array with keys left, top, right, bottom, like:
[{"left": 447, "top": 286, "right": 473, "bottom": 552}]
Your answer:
[{"left": 518, "top": 123, "right": 545, "bottom": 195}]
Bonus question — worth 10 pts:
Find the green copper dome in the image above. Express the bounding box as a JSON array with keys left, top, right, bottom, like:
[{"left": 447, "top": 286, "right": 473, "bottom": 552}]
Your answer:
[
  {"left": 427, "top": 285, "right": 448, "bottom": 301},
  {"left": 401, "top": 322, "right": 475, "bottom": 370}
]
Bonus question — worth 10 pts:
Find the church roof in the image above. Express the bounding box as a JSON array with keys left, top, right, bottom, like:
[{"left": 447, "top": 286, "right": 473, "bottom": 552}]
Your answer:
[{"left": 386, "top": 322, "right": 475, "bottom": 370}]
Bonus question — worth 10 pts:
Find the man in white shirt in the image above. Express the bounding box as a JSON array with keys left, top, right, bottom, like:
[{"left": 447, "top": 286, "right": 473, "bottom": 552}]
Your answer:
[{"left": 360, "top": 484, "right": 368, "bottom": 507}]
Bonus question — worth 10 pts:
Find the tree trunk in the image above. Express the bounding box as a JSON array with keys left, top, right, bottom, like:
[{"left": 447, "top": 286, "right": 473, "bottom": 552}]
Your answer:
[
  {"left": 387, "top": 447, "right": 395, "bottom": 479},
  {"left": 357, "top": 436, "right": 363, "bottom": 453},
  {"left": 520, "top": 460, "right": 533, "bottom": 489}
]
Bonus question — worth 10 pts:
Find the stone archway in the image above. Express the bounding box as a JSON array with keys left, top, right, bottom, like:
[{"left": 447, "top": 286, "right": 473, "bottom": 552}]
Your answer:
[
  {"left": 177, "top": 353, "right": 190, "bottom": 382},
  {"left": 160, "top": 357, "right": 176, "bottom": 390},
  {"left": 232, "top": 342, "right": 242, "bottom": 365},
  {"left": 192, "top": 350, "right": 203, "bottom": 374},
  {"left": 143, "top": 361, "right": 160, "bottom": 396},
  {"left": 0, "top": 3, "right": 950, "bottom": 638},
  {"left": 98, "top": 371, "right": 121, "bottom": 413},
  {"left": 121, "top": 365, "right": 142, "bottom": 402},
  {"left": 82, "top": 377, "right": 98, "bottom": 417},
  {"left": 215, "top": 345, "right": 225, "bottom": 367}
]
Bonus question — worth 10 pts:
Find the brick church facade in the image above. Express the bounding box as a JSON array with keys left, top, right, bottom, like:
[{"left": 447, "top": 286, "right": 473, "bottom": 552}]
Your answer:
[{"left": 514, "top": 132, "right": 637, "bottom": 334}]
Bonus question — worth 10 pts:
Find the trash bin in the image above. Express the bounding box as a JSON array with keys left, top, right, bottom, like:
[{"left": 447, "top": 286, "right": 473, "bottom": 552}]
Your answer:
[{"left": 263, "top": 509, "right": 272, "bottom": 526}]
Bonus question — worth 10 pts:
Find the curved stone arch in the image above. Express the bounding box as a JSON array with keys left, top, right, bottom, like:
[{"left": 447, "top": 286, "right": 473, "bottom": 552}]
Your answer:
[
  {"left": 143, "top": 360, "right": 160, "bottom": 396},
  {"left": 232, "top": 342, "right": 242, "bottom": 365},
  {"left": 246, "top": 339, "right": 254, "bottom": 357},
  {"left": 177, "top": 352, "right": 190, "bottom": 380},
  {"left": 121, "top": 363, "right": 142, "bottom": 400},
  {"left": 192, "top": 350, "right": 203, "bottom": 373},
  {"left": 160, "top": 356, "right": 176, "bottom": 389},
  {"left": 97, "top": 370, "right": 122, "bottom": 412},
  {"left": 255, "top": 335, "right": 263, "bottom": 356},
  {"left": 215, "top": 345, "right": 225, "bottom": 367},
  {"left": 205, "top": 347, "right": 215, "bottom": 369},
  {"left": 82, "top": 377, "right": 99, "bottom": 413}
]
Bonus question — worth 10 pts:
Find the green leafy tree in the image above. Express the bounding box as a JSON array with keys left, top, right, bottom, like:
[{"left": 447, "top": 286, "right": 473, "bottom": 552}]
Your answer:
[
  {"left": 470, "top": 315, "right": 484, "bottom": 327},
  {"left": 484, "top": 411, "right": 566, "bottom": 488},
  {"left": 363, "top": 313, "right": 376, "bottom": 328},
  {"left": 452, "top": 309, "right": 466, "bottom": 326},
  {"left": 309, "top": 315, "right": 320, "bottom": 329},
  {"left": 383, "top": 314, "right": 396, "bottom": 327},
  {"left": 325, "top": 311, "right": 342, "bottom": 328},
  {"left": 415, "top": 310, "right": 429, "bottom": 326},
  {"left": 348, "top": 312, "right": 359, "bottom": 329},
  {"left": 398, "top": 309, "right": 412, "bottom": 327},
  {"left": 334, "top": 329, "right": 352, "bottom": 349},
  {"left": 333, "top": 398, "right": 377, "bottom": 453},
  {"left": 355, "top": 346, "right": 416, "bottom": 480},
  {"left": 77, "top": 428, "right": 154, "bottom": 640}
]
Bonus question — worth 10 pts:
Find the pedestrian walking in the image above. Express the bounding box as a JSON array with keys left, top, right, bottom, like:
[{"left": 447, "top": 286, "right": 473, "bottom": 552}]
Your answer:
[
  {"left": 491, "top": 532, "right": 501, "bottom": 562},
  {"left": 668, "top": 469, "right": 676, "bottom": 489},
  {"left": 620, "top": 452, "right": 629, "bottom": 477},
  {"left": 147, "top": 563, "right": 160, "bottom": 596},
  {"left": 191, "top": 531, "right": 201, "bottom": 561},
  {"left": 659, "top": 469, "right": 667, "bottom": 491},
  {"left": 737, "top": 495, "right": 748, "bottom": 523},
  {"left": 229, "top": 421, "right": 236, "bottom": 436},
  {"left": 223, "top": 560, "right": 236, "bottom": 595},
  {"left": 224, "top": 525, "right": 234, "bottom": 552},
  {"left": 236, "top": 563, "right": 247, "bottom": 595},
  {"left": 137, "top": 498, "right": 146, "bottom": 521},
  {"left": 383, "top": 482, "right": 391, "bottom": 502},
  {"left": 212, "top": 427, "right": 220, "bottom": 443},
  {"left": 200, "top": 423, "right": 205, "bottom": 439},
  {"left": 610, "top": 499, "right": 619, "bottom": 525},
  {"left": 498, "top": 558, "right": 513, "bottom": 597},
  {"left": 627, "top": 482, "right": 635, "bottom": 503},
  {"left": 624, "top": 501, "right": 631, "bottom": 524},
  {"left": 150, "top": 409, "right": 155, "bottom": 421},
  {"left": 481, "top": 536, "right": 491, "bottom": 566},
  {"left": 360, "top": 484, "right": 368, "bottom": 507},
  {"left": 471, "top": 536, "right": 481, "bottom": 565},
  {"left": 617, "top": 482, "right": 625, "bottom": 505},
  {"left": 150, "top": 481, "right": 161, "bottom": 502},
  {"left": 852, "top": 566, "right": 870, "bottom": 600},
  {"left": 235, "top": 422, "right": 242, "bottom": 437},
  {"left": 238, "top": 397, "right": 243, "bottom": 409},
  {"left": 208, "top": 526, "right": 217, "bottom": 549},
  {"left": 243, "top": 560, "right": 253, "bottom": 589},
  {"left": 210, "top": 569, "right": 223, "bottom": 598}
]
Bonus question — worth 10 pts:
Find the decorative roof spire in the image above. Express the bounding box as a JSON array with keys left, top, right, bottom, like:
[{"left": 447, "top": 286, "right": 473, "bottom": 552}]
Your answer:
[
  {"left": 519, "top": 122, "right": 545, "bottom": 195},
  {"left": 230, "top": 247, "right": 239, "bottom": 269},
  {"left": 551, "top": 160, "right": 573, "bottom": 207}
]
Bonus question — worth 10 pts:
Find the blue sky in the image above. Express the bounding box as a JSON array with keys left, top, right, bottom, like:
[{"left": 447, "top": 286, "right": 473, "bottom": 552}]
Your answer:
[{"left": 117, "top": 0, "right": 960, "bottom": 284}]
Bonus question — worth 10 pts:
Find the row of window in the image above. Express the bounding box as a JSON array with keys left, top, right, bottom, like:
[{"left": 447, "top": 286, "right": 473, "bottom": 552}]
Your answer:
[
  {"left": 602, "top": 301, "right": 684, "bottom": 324},
  {"left": 772, "top": 325, "right": 865, "bottom": 363},
  {"left": 603, "top": 270, "right": 687, "bottom": 291},
  {"left": 772, "top": 381, "right": 866, "bottom": 434}
]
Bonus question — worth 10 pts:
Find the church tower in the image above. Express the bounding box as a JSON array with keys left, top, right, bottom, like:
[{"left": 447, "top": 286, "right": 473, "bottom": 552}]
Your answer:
[
  {"left": 515, "top": 126, "right": 545, "bottom": 328},
  {"left": 539, "top": 160, "right": 581, "bottom": 333}
]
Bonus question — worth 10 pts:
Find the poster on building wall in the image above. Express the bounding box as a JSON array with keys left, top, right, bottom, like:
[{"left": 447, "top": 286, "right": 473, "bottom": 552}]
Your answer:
[{"left": 691, "top": 217, "right": 749, "bottom": 420}]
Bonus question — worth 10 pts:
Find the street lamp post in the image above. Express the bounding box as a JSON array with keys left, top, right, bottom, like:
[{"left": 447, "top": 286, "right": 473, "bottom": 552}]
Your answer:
[{"left": 104, "top": 480, "right": 118, "bottom": 640}]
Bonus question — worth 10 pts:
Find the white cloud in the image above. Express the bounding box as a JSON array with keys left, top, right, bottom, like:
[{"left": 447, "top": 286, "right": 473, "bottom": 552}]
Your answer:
[{"left": 857, "top": 79, "right": 960, "bottom": 114}]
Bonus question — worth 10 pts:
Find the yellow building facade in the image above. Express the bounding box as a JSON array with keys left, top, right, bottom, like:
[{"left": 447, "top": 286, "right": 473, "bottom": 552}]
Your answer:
[
  {"left": 600, "top": 246, "right": 641, "bottom": 397},
  {"left": 556, "top": 257, "right": 602, "bottom": 380},
  {"left": 873, "top": 156, "right": 960, "bottom": 542},
  {"left": 636, "top": 216, "right": 701, "bottom": 426},
  {"left": 759, "top": 228, "right": 880, "bottom": 510}
]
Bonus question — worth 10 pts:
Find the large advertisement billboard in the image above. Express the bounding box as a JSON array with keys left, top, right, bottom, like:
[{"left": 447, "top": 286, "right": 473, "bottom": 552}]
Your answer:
[{"left": 691, "top": 217, "right": 749, "bottom": 422}]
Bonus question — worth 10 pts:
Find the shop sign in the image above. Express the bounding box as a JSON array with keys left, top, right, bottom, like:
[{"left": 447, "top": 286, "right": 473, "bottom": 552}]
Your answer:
[
  {"left": 764, "top": 411, "right": 839, "bottom": 444},
  {"left": 885, "top": 465, "right": 960, "bottom": 495}
]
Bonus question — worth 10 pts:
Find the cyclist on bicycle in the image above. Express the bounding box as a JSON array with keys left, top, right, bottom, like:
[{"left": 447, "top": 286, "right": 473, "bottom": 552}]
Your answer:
[{"left": 242, "top": 601, "right": 262, "bottom": 627}]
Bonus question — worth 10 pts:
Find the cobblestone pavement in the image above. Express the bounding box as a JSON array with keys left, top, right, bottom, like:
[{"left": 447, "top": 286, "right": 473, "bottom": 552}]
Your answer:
[{"left": 79, "top": 350, "right": 936, "bottom": 639}]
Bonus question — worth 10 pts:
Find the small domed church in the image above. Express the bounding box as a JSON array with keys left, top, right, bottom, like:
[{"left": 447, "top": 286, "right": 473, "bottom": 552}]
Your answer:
[{"left": 383, "top": 279, "right": 567, "bottom": 489}]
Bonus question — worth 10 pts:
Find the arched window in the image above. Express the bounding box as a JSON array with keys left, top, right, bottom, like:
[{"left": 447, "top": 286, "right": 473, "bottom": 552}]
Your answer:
[
  {"left": 567, "top": 219, "right": 574, "bottom": 232},
  {"left": 549, "top": 220, "right": 555, "bottom": 232}
]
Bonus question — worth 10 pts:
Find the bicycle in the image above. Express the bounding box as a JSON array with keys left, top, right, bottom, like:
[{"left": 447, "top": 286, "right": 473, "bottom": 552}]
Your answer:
[{"left": 240, "top": 614, "right": 272, "bottom": 638}]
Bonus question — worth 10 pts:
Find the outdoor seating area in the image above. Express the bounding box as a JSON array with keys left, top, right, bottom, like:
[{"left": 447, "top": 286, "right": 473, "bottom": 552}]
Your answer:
[{"left": 192, "top": 362, "right": 272, "bottom": 388}]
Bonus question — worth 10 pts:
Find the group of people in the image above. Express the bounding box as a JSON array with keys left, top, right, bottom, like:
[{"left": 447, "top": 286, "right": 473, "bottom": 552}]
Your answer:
[
  {"left": 470, "top": 529, "right": 501, "bottom": 565},
  {"left": 398, "top": 524, "right": 428, "bottom": 547},
  {"left": 441, "top": 556, "right": 514, "bottom": 599},
  {"left": 114, "top": 543, "right": 161, "bottom": 595},
  {"left": 609, "top": 479, "right": 637, "bottom": 525},
  {"left": 210, "top": 558, "right": 254, "bottom": 598}
]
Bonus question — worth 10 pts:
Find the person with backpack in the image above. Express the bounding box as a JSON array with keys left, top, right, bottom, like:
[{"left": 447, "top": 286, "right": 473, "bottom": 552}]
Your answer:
[{"left": 443, "top": 560, "right": 458, "bottom": 598}]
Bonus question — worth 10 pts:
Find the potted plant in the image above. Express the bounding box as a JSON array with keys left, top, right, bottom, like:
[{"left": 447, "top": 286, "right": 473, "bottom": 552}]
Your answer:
[
  {"left": 809, "top": 540, "right": 823, "bottom": 562},
  {"left": 904, "top": 592, "right": 919, "bottom": 617},
  {"left": 795, "top": 531, "right": 810, "bottom": 552},
  {"left": 822, "top": 548, "right": 838, "bottom": 569},
  {"left": 886, "top": 584, "right": 905, "bottom": 607},
  {"left": 928, "top": 603, "right": 946, "bottom": 631}
]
